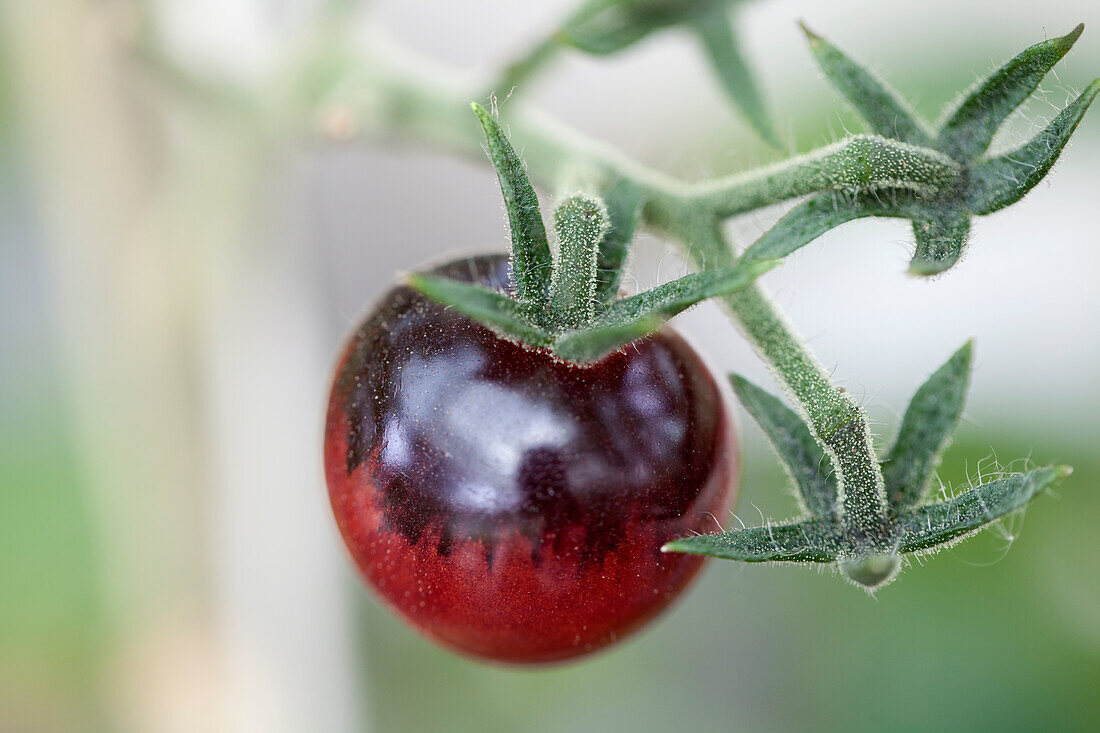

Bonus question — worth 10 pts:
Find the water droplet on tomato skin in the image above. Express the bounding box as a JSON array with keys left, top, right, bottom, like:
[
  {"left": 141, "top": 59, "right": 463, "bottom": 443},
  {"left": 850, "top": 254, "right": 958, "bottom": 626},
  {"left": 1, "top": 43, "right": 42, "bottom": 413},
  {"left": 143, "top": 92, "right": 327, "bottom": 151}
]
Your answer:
[{"left": 323, "top": 255, "right": 739, "bottom": 664}]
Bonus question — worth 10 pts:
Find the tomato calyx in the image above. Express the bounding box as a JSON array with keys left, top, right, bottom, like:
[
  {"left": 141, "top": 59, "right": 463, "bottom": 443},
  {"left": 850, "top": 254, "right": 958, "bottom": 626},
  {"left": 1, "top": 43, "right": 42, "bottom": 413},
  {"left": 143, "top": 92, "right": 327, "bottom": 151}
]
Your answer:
[
  {"left": 405, "top": 103, "right": 777, "bottom": 364},
  {"left": 739, "top": 23, "right": 1098, "bottom": 276},
  {"left": 663, "top": 341, "right": 1073, "bottom": 592}
]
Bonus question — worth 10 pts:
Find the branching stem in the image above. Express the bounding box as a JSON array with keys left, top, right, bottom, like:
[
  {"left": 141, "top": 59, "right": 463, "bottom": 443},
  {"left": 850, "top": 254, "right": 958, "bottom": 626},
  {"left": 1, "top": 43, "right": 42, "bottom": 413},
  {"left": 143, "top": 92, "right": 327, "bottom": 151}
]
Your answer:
[{"left": 688, "top": 137, "right": 959, "bottom": 217}]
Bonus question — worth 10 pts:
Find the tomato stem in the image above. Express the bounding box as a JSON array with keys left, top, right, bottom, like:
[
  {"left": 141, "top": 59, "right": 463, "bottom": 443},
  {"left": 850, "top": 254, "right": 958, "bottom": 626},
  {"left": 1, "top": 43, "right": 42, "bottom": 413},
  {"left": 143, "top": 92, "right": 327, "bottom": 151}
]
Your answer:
[{"left": 549, "top": 196, "right": 608, "bottom": 330}]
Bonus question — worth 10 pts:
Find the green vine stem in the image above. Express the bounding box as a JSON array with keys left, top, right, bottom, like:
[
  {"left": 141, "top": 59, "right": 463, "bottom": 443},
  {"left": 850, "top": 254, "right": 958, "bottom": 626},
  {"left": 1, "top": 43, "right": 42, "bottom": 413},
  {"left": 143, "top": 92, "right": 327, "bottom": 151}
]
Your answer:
[
  {"left": 686, "top": 137, "right": 960, "bottom": 216},
  {"left": 709, "top": 257, "right": 890, "bottom": 545}
]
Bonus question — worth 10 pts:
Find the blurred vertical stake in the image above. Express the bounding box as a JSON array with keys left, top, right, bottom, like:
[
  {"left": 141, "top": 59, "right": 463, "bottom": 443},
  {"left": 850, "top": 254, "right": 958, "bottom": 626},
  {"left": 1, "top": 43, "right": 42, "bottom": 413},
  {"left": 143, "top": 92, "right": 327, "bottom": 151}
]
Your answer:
[
  {"left": 0, "top": 0, "right": 331, "bottom": 730},
  {"left": 0, "top": 0, "right": 227, "bottom": 726}
]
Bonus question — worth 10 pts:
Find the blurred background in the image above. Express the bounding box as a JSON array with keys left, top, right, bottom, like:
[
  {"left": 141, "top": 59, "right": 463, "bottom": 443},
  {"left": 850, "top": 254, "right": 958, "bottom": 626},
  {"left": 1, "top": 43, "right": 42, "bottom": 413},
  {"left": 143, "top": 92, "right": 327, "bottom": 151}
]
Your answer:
[{"left": 2, "top": 1, "right": 1098, "bottom": 731}]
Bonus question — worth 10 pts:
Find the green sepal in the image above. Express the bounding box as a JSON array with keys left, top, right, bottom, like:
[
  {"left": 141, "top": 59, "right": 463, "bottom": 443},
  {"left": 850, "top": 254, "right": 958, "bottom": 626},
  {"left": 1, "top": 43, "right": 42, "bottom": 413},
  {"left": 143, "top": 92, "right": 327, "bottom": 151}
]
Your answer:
[
  {"left": 741, "top": 191, "right": 908, "bottom": 262},
  {"left": 593, "top": 177, "right": 643, "bottom": 304},
  {"left": 663, "top": 518, "right": 842, "bottom": 562},
  {"left": 908, "top": 210, "right": 971, "bottom": 276},
  {"left": 601, "top": 259, "right": 779, "bottom": 323},
  {"left": 551, "top": 316, "right": 663, "bottom": 363},
  {"left": 553, "top": 259, "right": 778, "bottom": 362},
  {"left": 881, "top": 341, "right": 973, "bottom": 509},
  {"left": 691, "top": 7, "right": 777, "bottom": 146},
  {"left": 664, "top": 467, "right": 1071, "bottom": 570},
  {"left": 937, "top": 24, "right": 1085, "bottom": 160},
  {"left": 730, "top": 375, "right": 838, "bottom": 518},
  {"left": 405, "top": 274, "right": 553, "bottom": 347},
  {"left": 967, "top": 79, "right": 1100, "bottom": 215},
  {"left": 470, "top": 103, "right": 553, "bottom": 310},
  {"left": 550, "top": 195, "right": 610, "bottom": 329},
  {"left": 800, "top": 22, "right": 933, "bottom": 147},
  {"left": 896, "top": 466, "right": 1071, "bottom": 554}
]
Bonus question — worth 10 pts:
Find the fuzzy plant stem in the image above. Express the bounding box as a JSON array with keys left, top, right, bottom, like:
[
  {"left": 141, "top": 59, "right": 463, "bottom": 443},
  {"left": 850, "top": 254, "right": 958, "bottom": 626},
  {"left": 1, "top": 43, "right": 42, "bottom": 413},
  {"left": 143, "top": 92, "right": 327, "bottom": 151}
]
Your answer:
[
  {"left": 689, "top": 137, "right": 959, "bottom": 217},
  {"left": 549, "top": 196, "right": 608, "bottom": 330},
  {"left": 684, "top": 225, "right": 889, "bottom": 541}
]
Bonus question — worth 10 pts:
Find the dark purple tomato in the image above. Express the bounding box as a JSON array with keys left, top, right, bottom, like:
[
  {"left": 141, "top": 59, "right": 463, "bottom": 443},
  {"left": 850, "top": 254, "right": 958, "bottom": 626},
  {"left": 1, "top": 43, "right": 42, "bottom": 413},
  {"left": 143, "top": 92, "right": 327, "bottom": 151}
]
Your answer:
[{"left": 324, "top": 255, "right": 738, "bottom": 664}]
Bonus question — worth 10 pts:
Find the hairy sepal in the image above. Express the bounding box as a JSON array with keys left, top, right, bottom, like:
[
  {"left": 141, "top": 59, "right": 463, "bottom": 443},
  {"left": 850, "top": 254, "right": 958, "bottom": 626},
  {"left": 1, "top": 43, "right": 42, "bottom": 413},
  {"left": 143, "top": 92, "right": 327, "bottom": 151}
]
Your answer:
[
  {"left": 601, "top": 259, "right": 778, "bottom": 323},
  {"left": 730, "top": 375, "right": 838, "bottom": 518},
  {"left": 553, "top": 259, "right": 779, "bottom": 362},
  {"left": 896, "top": 466, "right": 1071, "bottom": 554},
  {"left": 968, "top": 80, "right": 1100, "bottom": 215},
  {"left": 800, "top": 21, "right": 933, "bottom": 147},
  {"left": 908, "top": 211, "right": 971, "bottom": 276},
  {"left": 663, "top": 518, "right": 843, "bottom": 562},
  {"left": 741, "top": 190, "right": 910, "bottom": 262},
  {"left": 779, "top": 24, "right": 1096, "bottom": 277},
  {"left": 471, "top": 103, "right": 553, "bottom": 311},
  {"left": 937, "top": 24, "right": 1085, "bottom": 160},
  {"left": 406, "top": 274, "right": 553, "bottom": 347},
  {"left": 593, "top": 177, "right": 643, "bottom": 304},
  {"left": 663, "top": 466, "right": 1069, "bottom": 586}
]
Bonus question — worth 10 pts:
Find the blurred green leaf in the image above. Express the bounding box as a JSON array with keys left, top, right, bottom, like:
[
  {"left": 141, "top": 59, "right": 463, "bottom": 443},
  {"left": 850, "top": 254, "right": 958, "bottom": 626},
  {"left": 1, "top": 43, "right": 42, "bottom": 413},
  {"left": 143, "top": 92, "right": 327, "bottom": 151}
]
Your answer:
[
  {"left": 559, "top": 0, "right": 776, "bottom": 142},
  {"left": 560, "top": 0, "right": 735, "bottom": 55},
  {"left": 691, "top": 7, "right": 777, "bottom": 146}
]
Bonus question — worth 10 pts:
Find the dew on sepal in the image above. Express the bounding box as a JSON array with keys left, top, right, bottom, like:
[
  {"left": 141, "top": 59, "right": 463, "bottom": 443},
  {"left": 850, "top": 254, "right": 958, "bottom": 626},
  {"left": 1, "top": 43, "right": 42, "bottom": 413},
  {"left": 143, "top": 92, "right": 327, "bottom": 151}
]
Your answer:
[{"left": 839, "top": 553, "right": 901, "bottom": 591}]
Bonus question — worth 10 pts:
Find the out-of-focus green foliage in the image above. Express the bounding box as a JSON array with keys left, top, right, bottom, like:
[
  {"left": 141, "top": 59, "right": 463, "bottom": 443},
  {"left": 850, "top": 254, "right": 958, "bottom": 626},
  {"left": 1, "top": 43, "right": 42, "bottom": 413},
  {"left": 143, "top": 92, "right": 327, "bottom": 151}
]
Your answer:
[{"left": 0, "top": 381, "right": 102, "bottom": 728}]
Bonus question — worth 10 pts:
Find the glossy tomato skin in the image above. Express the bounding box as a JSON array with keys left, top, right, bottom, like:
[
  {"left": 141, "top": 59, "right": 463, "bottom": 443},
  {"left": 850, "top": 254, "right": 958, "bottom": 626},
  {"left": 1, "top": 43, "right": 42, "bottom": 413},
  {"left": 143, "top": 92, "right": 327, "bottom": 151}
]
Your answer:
[{"left": 324, "top": 255, "right": 738, "bottom": 664}]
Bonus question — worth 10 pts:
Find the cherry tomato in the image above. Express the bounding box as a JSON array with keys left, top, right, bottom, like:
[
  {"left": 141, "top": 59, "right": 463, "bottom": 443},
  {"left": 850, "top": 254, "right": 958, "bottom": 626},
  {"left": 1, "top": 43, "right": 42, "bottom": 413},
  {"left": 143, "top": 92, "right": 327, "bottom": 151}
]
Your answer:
[{"left": 324, "top": 255, "right": 738, "bottom": 663}]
